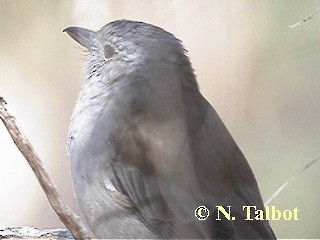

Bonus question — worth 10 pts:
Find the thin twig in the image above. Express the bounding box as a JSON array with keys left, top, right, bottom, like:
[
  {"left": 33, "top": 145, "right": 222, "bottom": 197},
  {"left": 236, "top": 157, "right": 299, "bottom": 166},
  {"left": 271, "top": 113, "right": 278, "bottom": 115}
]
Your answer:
[
  {"left": 288, "top": 6, "right": 320, "bottom": 29},
  {"left": 265, "top": 152, "right": 320, "bottom": 205},
  {"left": 0, "top": 97, "right": 91, "bottom": 239}
]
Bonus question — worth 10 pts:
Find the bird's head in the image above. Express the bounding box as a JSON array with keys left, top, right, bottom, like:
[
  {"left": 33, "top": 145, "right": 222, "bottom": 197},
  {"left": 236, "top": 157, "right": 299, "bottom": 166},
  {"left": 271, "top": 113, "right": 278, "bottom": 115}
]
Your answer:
[{"left": 64, "top": 20, "right": 196, "bottom": 88}]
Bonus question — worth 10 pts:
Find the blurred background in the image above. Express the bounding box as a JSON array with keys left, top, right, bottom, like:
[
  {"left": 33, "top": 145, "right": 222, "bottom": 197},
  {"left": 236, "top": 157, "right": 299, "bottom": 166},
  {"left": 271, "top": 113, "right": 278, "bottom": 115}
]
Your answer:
[{"left": 0, "top": 0, "right": 319, "bottom": 238}]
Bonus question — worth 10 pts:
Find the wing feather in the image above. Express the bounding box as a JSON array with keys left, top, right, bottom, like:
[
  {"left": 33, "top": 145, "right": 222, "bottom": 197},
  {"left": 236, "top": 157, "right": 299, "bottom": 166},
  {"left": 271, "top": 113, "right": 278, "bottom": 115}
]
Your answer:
[{"left": 108, "top": 83, "right": 275, "bottom": 239}]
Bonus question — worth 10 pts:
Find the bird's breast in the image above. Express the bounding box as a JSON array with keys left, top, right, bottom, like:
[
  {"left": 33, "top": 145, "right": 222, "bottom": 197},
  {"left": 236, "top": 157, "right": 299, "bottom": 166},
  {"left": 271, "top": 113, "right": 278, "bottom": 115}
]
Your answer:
[
  {"left": 67, "top": 76, "right": 119, "bottom": 193},
  {"left": 66, "top": 76, "right": 157, "bottom": 238}
]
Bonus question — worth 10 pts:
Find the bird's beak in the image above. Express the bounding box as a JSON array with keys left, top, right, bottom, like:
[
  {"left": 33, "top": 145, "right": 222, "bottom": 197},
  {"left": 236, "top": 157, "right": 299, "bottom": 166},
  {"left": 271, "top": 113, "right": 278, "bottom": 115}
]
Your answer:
[{"left": 63, "top": 26, "right": 96, "bottom": 49}]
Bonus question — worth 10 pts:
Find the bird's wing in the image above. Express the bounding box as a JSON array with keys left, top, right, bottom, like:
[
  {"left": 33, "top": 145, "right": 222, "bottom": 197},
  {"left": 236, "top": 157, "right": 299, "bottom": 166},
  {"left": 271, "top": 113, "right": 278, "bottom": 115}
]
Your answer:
[
  {"left": 111, "top": 111, "right": 206, "bottom": 238},
  {"left": 109, "top": 85, "right": 275, "bottom": 239}
]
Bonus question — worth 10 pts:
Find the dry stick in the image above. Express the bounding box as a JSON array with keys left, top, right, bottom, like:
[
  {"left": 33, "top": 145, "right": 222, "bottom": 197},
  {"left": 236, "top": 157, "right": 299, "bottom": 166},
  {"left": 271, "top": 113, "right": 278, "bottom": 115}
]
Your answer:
[
  {"left": 0, "top": 97, "right": 91, "bottom": 240},
  {"left": 288, "top": 6, "right": 320, "bottom": 29},
  {"left": 265, "top": 152, "right": 320, "bottom": 206}
]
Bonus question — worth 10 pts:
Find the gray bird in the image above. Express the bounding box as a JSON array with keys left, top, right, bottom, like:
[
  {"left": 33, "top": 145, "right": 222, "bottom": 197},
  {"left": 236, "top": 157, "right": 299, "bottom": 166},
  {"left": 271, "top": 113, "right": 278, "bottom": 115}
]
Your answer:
[{"left": 64, "top": 20, "right": 276, "bottom": 239}]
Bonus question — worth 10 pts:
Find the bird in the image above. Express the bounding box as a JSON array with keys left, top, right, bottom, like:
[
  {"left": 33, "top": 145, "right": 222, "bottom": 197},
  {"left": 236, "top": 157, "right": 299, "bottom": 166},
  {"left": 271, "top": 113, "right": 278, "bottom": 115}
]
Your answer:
[{"left": 64, "top": 20, "right": 276, "bottom": 239}]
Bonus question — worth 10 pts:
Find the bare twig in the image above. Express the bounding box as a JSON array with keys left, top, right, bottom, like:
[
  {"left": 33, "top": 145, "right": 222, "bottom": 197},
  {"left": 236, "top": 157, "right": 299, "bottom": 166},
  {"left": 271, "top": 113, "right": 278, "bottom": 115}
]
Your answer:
[
  {"left": 0, "top": 97, "right": 91, "bottom": 239},
  {"left": 288, "top": 6, "right": 320, "bottom": 29},
  {"left": 265, "top": 152, "right": 320, "bottom": 205},
  {"left": 0, "top": 226, "right": 72, "bottom": 239}
]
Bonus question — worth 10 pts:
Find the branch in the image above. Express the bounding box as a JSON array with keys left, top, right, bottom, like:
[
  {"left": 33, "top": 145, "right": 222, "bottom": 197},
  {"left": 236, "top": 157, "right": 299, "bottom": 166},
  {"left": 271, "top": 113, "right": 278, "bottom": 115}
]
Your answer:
[
  {"left": 288, "top": 6, "right": 320, "bottom": 29},
  {"left": 265, "top": 152, "right": 320, "bottom": 205},
  {"left": 0, "top": 97, "right": 91, "bottom": 239},
  {"left": 0, "top": 226, "right": 72, "bottom": 239}
]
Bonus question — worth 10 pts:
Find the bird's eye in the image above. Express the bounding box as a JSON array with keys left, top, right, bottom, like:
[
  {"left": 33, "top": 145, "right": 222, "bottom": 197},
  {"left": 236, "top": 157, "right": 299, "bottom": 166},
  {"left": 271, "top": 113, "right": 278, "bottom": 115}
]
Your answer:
[{"left": 104, "top": 45, "right": 115, "bottom": 58}]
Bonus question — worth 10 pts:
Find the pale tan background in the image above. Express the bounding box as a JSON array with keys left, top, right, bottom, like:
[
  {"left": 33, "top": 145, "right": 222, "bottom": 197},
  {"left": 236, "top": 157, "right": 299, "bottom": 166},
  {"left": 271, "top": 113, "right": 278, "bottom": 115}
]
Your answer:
[{"left": 0, "top": 0, "right": 319, "bottom": 238}]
